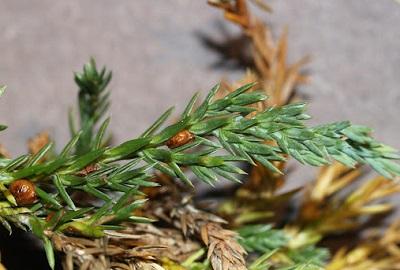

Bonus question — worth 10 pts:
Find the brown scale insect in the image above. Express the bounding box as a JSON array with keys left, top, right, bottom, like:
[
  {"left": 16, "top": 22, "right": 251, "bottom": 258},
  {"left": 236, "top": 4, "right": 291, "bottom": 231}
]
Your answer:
[
  {"left": 77, "top": 163, "right": 100, "bottom": 176},
  {"left": 9, "top": 179, "right": 37, "bottom": 206},
  {"left": 166, "top": 130, "right": 195, "bottom": 149}
]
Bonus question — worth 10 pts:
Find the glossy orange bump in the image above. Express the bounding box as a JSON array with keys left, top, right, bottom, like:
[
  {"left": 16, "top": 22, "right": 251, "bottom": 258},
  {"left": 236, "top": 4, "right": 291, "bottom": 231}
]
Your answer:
[
  {"left": 77, "top": 163, "right": 100, "bottom": 176},
  {"left": 9, "top": 179, "right": 37, "bottom": 206},
  {"left": 166, "top": 130, "right": 194, "bottom": 149}
]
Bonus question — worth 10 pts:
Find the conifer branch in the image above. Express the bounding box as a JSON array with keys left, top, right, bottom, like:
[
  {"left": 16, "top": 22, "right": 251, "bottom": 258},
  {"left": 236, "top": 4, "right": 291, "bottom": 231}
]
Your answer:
[
  {"left": 0, "top": 61, "right": 399, "bottom": 269},
  {"left": 73, "top": 58, "right": 112, "bottom": 155},
  {"left": 0, "top": 82, "right": 399, "bottom": 233},
  {"left": 238, "top": 224, "right": 328, "bottom": 269}
]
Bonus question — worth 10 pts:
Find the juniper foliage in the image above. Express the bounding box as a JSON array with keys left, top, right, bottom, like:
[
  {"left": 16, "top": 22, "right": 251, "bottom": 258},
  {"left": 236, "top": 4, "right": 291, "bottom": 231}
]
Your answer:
[{"left": 0, "top": 60, "right": 399, "bottom": 269}]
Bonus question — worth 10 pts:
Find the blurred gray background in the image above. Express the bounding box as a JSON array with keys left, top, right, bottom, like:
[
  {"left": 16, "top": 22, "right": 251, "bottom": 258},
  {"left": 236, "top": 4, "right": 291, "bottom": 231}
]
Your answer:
[{"left": 0, "top": 0, "right": 399, "bottom": 161}]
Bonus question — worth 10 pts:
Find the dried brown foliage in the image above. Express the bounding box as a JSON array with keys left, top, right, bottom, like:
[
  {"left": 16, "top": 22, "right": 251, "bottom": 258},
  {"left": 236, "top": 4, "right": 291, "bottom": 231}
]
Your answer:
[
  {"left": 327, "top": 220, "right": 400, "bottom": 269},
  {"left": 51, "top": 223, "right": 200, "bottom": 270},
  {"left": 209, "top": 0, "right": 310, "bottom": 202},
  {"left": 150, "top": 196, "right": 246, "bottom": 270},
  {"left": 28, "top": 131, "right": 50, "bottom": 155},
  {"left": 210, "top": 0, "right": 309, "bottom": 108},
  {"left": 0, "top": 144, "right": 10, "bottom": 158},
  {"left": 208, "top": 0, "right": 309, "bottom": 228},
  {"left": 298, "top": 163, "right": 400, "bottom": 234}
]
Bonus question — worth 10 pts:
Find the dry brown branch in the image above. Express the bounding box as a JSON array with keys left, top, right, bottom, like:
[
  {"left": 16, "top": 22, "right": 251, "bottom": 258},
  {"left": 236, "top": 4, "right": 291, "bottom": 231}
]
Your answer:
[
  {"left": 209, "top": 0, "right": 310, "bottom": 196},
  {"left": 28, "top": 131, "right": 50, "bottom": 155},
  {"left": 210, "top": 0, "right": 309, "bottom": 108},
  {"left": 0, "top": 144, "right": 10, "bottom": 158},
  {"left": 51, "top": 222, "right": 200, "bottom": 270},
  {"left": 327, "top": 220, "right": 400, "bottom": 269},
  {"left": 150, "top": 196, "right": 247, "bottom": 270},
  {"left": 298, "top": 166, "right": 400, "bottom": 234}
]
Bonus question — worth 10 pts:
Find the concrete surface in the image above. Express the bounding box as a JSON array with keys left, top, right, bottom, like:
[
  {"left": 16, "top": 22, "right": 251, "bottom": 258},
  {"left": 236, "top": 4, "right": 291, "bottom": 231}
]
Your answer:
[{"left": 0, "top": 0, "right": 399, "bottom": 159}]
